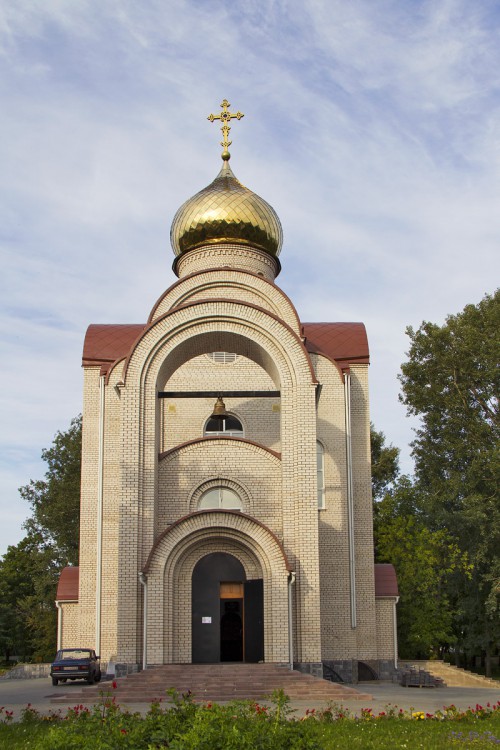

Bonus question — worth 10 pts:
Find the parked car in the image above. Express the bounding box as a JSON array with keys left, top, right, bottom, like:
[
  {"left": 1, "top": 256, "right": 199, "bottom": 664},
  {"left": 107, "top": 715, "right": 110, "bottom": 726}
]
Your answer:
[{"left": 50, "top": 648, "right": 101, "bottom": 686}]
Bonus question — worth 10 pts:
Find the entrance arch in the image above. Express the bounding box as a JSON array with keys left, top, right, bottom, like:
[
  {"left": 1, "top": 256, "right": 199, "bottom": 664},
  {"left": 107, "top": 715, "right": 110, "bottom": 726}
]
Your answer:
[{"left": 142, "top": 511, "right": 290, "bottom": 665}]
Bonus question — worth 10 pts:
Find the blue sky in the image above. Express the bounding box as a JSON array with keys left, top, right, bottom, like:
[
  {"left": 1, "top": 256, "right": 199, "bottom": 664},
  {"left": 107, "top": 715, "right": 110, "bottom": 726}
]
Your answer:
[{"left": 1, "top": 0, "right": 499, "bottom": 555}]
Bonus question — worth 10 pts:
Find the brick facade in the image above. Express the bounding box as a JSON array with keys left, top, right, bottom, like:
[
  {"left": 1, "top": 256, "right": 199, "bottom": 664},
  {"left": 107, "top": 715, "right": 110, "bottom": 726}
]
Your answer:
[{"left": 61, "top": 179, "right": 398, "bottom": 681}]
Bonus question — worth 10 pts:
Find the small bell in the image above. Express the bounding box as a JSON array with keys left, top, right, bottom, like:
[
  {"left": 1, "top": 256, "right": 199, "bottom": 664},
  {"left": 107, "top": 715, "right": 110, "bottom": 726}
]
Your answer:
[{"left": 210, "top": 395, "right": 228, "bottom": 421}]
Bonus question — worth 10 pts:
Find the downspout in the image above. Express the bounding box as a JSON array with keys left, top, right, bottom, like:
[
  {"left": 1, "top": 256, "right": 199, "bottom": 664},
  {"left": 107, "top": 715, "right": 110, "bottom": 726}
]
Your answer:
[
  {"left": 393, "top": 596, "right": 400, "bottom": 669},
  {"left": 287, "top": 571, "right": 296, "bottom": 670},
  {"left": 55, "top": 601, "right": 62, "bottom": 650},
  {"left": 95, "top": 374, "right": 105, "bottom": 656},
  {"left": 139, "top": 573, "right": 148, "bottom": 670},
  {"left": 344, "top": 371, "right": 357, "bottom": 629}
]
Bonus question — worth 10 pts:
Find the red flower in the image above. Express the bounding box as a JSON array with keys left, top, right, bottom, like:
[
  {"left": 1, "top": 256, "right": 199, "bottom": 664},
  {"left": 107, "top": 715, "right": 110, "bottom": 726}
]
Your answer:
[{"left": 112, "top": 680, "right": 117, "bottom": 689}]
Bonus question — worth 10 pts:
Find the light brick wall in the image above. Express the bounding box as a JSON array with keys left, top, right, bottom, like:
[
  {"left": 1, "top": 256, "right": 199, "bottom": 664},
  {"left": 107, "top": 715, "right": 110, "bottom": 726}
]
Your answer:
[
  {"left": 157, "top": 438, "right": 281, "bottom": 534},
  {"left": 78, "top": 367, "right": 101, "bottom": 650},
  {"left": 314, "top": 354, "right": 358, "bottom": 659},
  {"left": 69, "top": 246, "right": 384, "bottom": 671},
  {"left": 59, "top": 603, "right": 79, "bottom": 648},
  {"left": 376, "top": 598, "right": 397, "bottom": 661},
  {"left": 98, "top": 363, "right": 124, "bottom": 660},
  {"left": 350, "top": 365, "right": 377, "bottom": 659}
]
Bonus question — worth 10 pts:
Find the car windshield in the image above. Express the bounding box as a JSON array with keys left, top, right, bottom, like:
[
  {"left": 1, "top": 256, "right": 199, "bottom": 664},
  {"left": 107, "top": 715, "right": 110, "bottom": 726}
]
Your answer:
[{"left": 56, "top": 650, "right": 92, "bottom": 660}]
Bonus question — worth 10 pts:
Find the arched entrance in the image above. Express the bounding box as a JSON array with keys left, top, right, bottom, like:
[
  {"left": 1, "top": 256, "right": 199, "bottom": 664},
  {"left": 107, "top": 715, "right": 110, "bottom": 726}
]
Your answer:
[
  {"left": 142, "top": 510, "right": 291, "bottom": 665},
  {"left": 191, "top": 552, "right": 264, "bottom": 663}
]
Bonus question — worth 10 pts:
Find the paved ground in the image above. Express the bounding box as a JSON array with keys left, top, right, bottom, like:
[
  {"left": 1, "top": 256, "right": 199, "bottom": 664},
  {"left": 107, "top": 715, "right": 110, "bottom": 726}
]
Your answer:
[{"left": 0, "top": 677, "right": 498, "bottom": 720}]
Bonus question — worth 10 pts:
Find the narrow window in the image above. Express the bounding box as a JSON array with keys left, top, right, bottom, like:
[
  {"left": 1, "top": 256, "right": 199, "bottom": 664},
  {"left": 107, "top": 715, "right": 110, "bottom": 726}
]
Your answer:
[{"left": 317, "top": 441, "right": 325, "bottom": 509}]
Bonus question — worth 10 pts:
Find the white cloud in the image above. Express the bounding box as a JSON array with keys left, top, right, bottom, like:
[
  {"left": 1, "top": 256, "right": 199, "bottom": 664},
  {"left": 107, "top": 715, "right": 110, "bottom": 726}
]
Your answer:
[{"left": 1, "top": 0, "right": 499, "bottom": 553}]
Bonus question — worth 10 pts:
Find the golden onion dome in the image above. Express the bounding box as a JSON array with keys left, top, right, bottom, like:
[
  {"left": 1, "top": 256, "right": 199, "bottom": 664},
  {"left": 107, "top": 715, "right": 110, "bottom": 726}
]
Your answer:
[{"left": 170, "top": 159, "right": 283, "bottom": 258}]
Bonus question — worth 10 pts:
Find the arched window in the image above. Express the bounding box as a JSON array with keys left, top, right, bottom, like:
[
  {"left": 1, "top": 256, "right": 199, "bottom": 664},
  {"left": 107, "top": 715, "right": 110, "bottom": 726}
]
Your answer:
[
  {"left": 198, "top": 487, "right": 242, "bottom": 511},
  {"left": 317, "top": 441, "right": 325, "bottom": 509},
  {"left": 204, "top": 415, "right": 243, "bottom": 437}
]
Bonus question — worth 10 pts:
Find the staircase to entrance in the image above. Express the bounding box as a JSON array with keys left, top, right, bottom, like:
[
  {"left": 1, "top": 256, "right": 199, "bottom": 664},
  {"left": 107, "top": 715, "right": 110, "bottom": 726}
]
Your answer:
[
  {"left": 407, "top": 661, "right": 499, "bottom": 688},
  {"left": 54, "top": 663, "right": 372, "bottom": 704}
]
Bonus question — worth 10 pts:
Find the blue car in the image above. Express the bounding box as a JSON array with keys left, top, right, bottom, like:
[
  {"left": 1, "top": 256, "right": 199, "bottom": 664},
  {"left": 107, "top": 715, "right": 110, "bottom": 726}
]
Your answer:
[{"left": 50, "top": 648, "right": 101, "bottom": 686}]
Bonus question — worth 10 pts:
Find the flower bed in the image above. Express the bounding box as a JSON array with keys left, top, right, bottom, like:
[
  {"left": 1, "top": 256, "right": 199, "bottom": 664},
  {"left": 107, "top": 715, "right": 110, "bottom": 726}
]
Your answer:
[{"left": 1, "top": 689, "right": 499, "bottom": 749}]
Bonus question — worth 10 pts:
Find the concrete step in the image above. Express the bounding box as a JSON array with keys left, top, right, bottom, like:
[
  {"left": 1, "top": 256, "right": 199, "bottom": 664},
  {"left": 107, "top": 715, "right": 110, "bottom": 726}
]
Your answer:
[
  {"left": 403, "top": 661, "right": 498, "bottom": 688},
  {"left": 52, "top": 663, "right": 372, "bottom": 704}
]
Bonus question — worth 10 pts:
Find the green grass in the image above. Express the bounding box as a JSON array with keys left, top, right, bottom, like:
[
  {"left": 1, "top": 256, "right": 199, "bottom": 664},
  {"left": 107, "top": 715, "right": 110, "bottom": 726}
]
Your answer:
[{"left": 0, "top": 692, "right": 499, "bottom": 749}]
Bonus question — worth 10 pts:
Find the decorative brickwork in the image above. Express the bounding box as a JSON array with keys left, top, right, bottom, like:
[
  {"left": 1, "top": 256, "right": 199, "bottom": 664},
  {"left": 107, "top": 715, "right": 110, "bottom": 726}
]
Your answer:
[
  {"left": 174, "top": 244, "right": 280, "bottom": 280},
  {"left": 150, "top": 269, "right": 300, "bottom": 334}
]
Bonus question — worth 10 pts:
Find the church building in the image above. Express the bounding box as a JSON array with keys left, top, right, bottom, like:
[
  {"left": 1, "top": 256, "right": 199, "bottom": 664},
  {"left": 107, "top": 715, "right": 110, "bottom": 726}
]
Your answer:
[{"left": 56, "top": 101, "right": 398, "bottom": 683}]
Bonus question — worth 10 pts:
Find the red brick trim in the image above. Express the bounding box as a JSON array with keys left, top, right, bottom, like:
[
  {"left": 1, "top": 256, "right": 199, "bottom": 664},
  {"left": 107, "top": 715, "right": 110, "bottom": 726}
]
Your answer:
[{"left": 159, "top": 435, "right": 281, "bottom": 461}]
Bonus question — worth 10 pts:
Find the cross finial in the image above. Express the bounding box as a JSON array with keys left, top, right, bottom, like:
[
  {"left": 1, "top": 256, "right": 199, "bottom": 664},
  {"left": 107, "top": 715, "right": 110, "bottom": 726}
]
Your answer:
[{"left": 207, "top": 99, "right": 244, "bottom": 161}]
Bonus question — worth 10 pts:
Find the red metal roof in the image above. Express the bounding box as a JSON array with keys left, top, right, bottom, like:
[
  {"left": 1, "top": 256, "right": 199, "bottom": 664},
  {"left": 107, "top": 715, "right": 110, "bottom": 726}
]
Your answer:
[
  {"left": 55, "top": 563, "right": 396, "bottom": 600},
  {"left": 302, "top": 322, "right": 369, "bottom": 365},
  {"left": 82, "top": 324, "right": 146, "bottom": 366},
  {"left": 56, "top": 566, "right": 79, "bottom": 601},
  {"left": 374, "top": 563, "right": 399, "bottom": 597},
  {"left": 83, "top": 322, "right": 368, "bottom": 368}
]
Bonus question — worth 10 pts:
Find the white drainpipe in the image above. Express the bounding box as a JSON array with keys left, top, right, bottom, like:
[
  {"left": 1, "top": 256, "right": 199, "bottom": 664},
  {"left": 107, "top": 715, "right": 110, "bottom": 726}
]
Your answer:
[
  {"left": 139, "top": 573, "right": 148, "bottom": 670},
  {"left": 287, "top": 571, "right": 296, "bottom": 670},
  {"left": 95, "top": 374, "right": 105, "bottom": 656},
  {"left": 394, "top": 596, "right": 400, "bottom": 668},
  {"left": 55, "top": 601, "right": 62, "bottom": 650},
  {"left": 344, "top": 371, "right": 356, "bottom": 629}
]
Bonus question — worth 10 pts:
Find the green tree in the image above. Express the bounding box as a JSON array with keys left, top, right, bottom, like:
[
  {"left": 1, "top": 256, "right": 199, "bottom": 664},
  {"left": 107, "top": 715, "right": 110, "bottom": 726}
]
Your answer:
[
  {"left": 0, "top": 531, "right": 64, "bottom": 661},
  {"left": 19, "top": 415, "right": 81, "bottom": 564},
  {"left": 399, "top": 290, "right": 500, "bottom": 674},
  {"left": 375, "top": 477, "right": 470, "bottom": 659},
  {"left": 0, "top": 417, "right": 82, "bottom": 662},
  {"left": 370, "top": 423, "right": 400, "bottom": 501}
]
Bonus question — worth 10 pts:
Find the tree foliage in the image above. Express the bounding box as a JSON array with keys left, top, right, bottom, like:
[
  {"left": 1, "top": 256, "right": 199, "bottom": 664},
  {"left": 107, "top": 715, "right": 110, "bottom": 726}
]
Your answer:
[
  {"left": 0, "top": 417, "right": 81, "bottom": 662},
  {"left": 399, "top": 290, "right": 500, "bottom": 670},
  {"left": 19, "top": 416, "right": 81, "bottom": 564},
  {"left": 370, "top": 423, "right": 400, "bottom": 500},
  {"left": 375, "top": 477, "right": 471, "bottom": 659}
]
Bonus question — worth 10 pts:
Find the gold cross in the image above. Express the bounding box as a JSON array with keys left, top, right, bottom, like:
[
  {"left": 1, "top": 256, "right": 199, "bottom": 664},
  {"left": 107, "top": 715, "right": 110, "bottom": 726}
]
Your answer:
[{"left": 207, "top": 99, "right": 244, "bottom": 160}]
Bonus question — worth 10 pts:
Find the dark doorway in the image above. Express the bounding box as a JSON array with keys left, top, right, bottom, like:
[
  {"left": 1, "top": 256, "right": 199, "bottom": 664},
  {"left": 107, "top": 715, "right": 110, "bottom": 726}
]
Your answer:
[
  {"left": 220, "top": 600, "right": 243, "bottom": 661},
  {"left": 191, "top": 552, "right": 264, "bottom": 664},
  {"left": 192, "top": 553, "right": 245, "bottom": 663}
]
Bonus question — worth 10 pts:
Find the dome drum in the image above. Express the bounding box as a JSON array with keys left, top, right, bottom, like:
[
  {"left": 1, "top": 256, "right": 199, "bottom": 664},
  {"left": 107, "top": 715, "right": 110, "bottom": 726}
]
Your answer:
[{"left": 173, "top": 243, "right": 281, "bottom": 280}]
